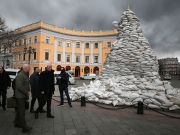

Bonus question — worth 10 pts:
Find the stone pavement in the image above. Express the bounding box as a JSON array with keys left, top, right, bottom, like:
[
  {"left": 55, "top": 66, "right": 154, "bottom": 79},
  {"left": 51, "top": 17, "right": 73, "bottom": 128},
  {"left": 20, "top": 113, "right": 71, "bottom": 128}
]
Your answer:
[{"left": 0, "top": 87, "right": 180, "bottom": 135}]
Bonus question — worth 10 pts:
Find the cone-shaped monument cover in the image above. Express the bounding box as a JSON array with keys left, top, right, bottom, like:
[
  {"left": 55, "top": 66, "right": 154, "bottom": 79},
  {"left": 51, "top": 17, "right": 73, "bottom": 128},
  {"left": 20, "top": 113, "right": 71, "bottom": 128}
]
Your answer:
[{"left": 69, "top": 8, "right": 180, "bottom": 110}]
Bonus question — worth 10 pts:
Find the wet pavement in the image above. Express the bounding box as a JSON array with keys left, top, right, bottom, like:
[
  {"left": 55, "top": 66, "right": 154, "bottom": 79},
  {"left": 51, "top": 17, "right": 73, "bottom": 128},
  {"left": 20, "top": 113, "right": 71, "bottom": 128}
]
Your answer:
[{"left": 0, "top": 78, "right": 179, "bottom": 135}]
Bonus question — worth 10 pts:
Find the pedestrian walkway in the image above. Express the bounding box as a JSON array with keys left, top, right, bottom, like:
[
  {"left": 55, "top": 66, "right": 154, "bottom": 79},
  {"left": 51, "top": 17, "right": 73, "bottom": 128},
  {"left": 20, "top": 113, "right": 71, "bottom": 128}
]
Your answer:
[{"left": 0, "top": 88, "right": 180, "bottom": 135}]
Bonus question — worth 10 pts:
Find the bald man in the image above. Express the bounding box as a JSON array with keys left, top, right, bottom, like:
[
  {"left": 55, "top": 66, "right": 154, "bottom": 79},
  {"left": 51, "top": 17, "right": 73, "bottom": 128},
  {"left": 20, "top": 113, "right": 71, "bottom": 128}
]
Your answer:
[
  {"left": 14, "top": 64, "right": 32, "bottom": 132},
  {"left": 35, "top": 64, "right": 55, "bottom": 119}
]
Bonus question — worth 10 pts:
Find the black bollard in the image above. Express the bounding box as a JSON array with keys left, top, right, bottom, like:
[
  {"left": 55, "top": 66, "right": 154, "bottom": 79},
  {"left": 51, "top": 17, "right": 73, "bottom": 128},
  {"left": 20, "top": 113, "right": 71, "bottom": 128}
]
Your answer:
[
  {"left": 137, "top": 101, "right": 143, "bottom": 114},
  {"left": 81, "top": 96, "right": 86, "bottom": 106}
]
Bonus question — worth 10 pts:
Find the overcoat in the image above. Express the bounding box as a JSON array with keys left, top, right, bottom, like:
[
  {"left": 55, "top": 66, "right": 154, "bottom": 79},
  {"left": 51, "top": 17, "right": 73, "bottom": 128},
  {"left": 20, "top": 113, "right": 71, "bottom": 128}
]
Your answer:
[
  {"left": 39, "top": 70, "right": 55, "bottom": 94},
  {"left": 30, "top": 72, "right": 40, "bottom": 98}
]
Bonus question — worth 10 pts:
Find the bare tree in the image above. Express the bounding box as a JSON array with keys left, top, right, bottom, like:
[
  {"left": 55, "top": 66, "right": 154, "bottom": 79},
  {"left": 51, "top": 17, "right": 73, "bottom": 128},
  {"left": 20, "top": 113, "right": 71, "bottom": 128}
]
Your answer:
[{"left": 0, "top": 16, "right": 24, "bottom": 55}]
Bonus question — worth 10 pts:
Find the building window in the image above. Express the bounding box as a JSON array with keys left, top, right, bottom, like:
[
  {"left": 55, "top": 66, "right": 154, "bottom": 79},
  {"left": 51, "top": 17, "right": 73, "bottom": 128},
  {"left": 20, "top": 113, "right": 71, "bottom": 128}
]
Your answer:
[
  {"left": 76, "top": 56, "right": 80, "bottom": 63},
  {"left": 67, "top": 42, "right": 71, "bottom": 47},
  {"left": 29, "top": 38, "right": 32, "bottom": 44},
  {"left": 24, "top": 39, "right": 26, "bottom": 45},
  {"left": 45, "top": 52, "right": 49, "bottom": 60},
  {"left": 85, "top": 56, "right": 89, "bottom": 63},
  {"left": 23, "top": 53, "right": 26, "bottom": 61},
  {"left": 18, "top": 54, "right": 20, "bottom": 61},
  {"left": 46, "top": 37, "right": 50, "bottom": 44},
  {"left": 85, "top": 43, "right": 89, "bottom": 48},
  {"left": 34, "top": 36, "right": 37, "bottom": 43},
  {"left": 107, "top": 42, "right": 111, "bottom": 48},
  {"left": 58, "top": 40, "right": 62, "bottom": 46},
  {"left": 57, "top": 54, "right": 61, "bottom": 61},
  {"left": 19, "top": 40, "right": 22, "bottom": 46},
  {"left": 94, "top": 42, "right": 98, "bottom": 48},
  {"left": 33, "top": 52, "right": 36, "bottom": 60},
  {"left": 94, "top": 56, "right": 98, "bottom": 63},
  {"left": 76, "top": 42, "right": 80, "bottom": 48},
  {"left": 66, "top": 55, "right": 70, "bottom": 62},
  {"left": 13, "top": 55, "right": 16, "bottom": 61}
]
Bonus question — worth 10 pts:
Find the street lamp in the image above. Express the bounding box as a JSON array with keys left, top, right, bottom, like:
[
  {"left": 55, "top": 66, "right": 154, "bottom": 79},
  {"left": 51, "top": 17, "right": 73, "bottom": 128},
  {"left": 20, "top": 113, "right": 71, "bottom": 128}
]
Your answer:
[{"left": 24, "top": 46, "right": 35, "bottom": 64}]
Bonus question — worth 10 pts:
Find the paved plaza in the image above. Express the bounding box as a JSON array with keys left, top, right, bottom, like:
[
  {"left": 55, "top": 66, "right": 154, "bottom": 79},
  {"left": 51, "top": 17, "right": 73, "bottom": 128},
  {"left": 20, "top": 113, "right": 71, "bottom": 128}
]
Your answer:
[{"left": 0, "top": 81, "right": 180, "bottom": 135}]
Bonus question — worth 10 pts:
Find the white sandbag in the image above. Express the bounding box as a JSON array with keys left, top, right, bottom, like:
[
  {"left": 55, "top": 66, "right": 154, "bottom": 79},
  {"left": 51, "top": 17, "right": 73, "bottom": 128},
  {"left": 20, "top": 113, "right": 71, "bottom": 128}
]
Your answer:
[
  {"left": 93, "top": 91, "right": 103, "bottom": 98},
  {"left": 129, "top": 93, "right": 139, "bottom": 101},
  {"left": 94, "top": 98, "right": 99, "bottom": 102},
  {"left": 144, "top": 99, "right": 152, "bottom": 104},
  {"left": 153, "top": 79, "right": 163, "bottom": 86},
  {"left": 148, "top": 104, "right": 161, "bottom": 109},
  {"left": 156, "top": 86, "right": 165, "bottom": 91},
  {"left": 150, "top": 99, "right": 161, "bottom": 106},
  {"left": 113, "top": 89, "right": 122, "bottom": 95},
  {"left": 166, "top": 89, "right": 177, "bottom": 95},
  {"left": 124, "top": 102, "right": 132, "bottom": 106},
  {"left": 119, "top": 91, "right": 131, "bottom": 98},
  {"left": 137, "top": 84, "right": 145, "bottom": 89},
  {"left": 142, "top": 92, "right": 156, "bottom": 98},
  {"left": 71, "top": 95, "right": 79, "bottom": 101},
  {"left": 171, "top": 97, "right": 180, "bottom": 106},
  {"left": 132, "top": 97, "right": 143, "bottom": 103},
  {"left": 169, "top": 105, "right": 180, "bottom": 110},
  {"left": 85, "top": 93, "right": 94, "bottom": 97},
  {"left": 104, "top": 100, "right": 112, "bottom": 104},
  {"left": 112, "top": 100, "right": 118, "bottom": 106},
  {"left": 139, "top": 95, "right": 149, "bottom": 99},
  {"left": 154, "top": 95, "right": 168, "bottom": 104},
  {"left": 162, "top": 102, "right": 174, "bottom": 107},
  {"left": 76, "top": 90, "right": 85, "bottom": 96},
  {"left": 145, "top": 85, "right": 156, "bottom": 90}
]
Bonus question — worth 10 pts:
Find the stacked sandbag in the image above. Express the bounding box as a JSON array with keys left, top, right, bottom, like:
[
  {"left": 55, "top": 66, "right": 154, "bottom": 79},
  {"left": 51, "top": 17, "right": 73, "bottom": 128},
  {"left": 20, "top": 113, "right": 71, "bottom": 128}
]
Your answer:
[{"left": 69, "top": 8, "right": 180, "bottom": 110}]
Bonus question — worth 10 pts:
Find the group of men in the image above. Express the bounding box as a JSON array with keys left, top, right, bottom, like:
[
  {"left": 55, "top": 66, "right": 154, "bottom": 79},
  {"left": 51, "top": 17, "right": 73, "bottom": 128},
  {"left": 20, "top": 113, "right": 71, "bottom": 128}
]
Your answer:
[{"left": 0, "top": 64, "right": 72, "bottom": 133}]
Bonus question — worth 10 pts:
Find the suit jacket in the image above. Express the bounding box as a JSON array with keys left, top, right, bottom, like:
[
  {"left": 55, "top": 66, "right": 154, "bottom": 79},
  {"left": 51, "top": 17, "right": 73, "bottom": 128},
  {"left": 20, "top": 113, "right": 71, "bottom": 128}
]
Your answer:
[{"left": 39, "top": 70, "right": 55, "bottom": 94}]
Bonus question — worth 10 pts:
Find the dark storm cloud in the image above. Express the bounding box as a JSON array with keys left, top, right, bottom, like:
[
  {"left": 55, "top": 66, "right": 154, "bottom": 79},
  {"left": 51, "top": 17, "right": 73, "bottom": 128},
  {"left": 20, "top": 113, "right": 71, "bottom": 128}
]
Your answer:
[{"left": 0, "top": 0, "right": 179, "bottom": 60}]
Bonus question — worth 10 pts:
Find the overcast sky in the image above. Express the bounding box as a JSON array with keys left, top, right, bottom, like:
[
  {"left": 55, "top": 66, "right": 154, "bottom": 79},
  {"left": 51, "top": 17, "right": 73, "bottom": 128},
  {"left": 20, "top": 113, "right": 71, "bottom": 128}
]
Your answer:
[{"left": 0, "top": 0, "right": 180, "bottom": 61}]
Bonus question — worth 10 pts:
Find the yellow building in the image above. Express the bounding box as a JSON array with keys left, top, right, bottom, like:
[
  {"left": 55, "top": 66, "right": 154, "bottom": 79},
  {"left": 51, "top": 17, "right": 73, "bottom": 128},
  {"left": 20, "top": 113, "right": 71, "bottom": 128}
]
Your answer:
[{"left": 13, "top": 21, "right": 117, "bottom": 77}]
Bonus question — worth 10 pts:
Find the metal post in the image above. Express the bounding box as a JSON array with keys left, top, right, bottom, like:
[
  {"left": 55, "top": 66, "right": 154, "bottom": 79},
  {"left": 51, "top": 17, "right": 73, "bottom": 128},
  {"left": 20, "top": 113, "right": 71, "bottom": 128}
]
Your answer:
[
  {"left": 28, "top": 50, "right": 30, "bottom": 64},
  {"left": 137, "top": 101, "right": 143, "bottom": 114},
  {"left": 81, "top": 96, "right": 86, "bottom": 106}
]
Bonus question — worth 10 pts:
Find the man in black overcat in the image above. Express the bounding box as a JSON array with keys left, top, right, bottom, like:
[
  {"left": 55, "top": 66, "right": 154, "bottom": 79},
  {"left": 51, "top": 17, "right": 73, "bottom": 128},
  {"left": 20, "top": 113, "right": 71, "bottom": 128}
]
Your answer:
[{"left": 34, "top": 64, "right": 55, "bottom": 119}]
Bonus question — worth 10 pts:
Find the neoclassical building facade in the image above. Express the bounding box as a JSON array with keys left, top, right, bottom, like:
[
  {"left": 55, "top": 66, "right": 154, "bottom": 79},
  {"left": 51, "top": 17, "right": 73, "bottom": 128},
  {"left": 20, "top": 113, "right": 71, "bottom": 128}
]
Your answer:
[{"left": 13, "top": 21, "right": 117, "bottom": 77}]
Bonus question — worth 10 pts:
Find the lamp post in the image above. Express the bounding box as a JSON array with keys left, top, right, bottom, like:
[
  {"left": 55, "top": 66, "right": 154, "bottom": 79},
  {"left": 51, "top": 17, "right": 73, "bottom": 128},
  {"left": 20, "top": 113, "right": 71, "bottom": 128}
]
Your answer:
[{"left": 24, "top": 46, "right": 35, "bottom": 64}]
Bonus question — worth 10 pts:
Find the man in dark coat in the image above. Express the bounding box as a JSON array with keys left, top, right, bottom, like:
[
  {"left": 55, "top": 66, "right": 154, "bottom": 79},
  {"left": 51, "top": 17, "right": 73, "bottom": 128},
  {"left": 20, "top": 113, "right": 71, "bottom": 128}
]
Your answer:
[
  {"left": 0, "top": 66, "right": 11, "bottom": 110},
  {"left": 14, "top": 64, "right": 32, "bottom": 132},
  {"left": 57, "top": 67, "right": 72, "bottom": 107},
  {"left": 30, "top": 67, "right": 46, "bottom": 113},
  {"left": 35, "top": 64, "right": 55, "bottom": 119}
]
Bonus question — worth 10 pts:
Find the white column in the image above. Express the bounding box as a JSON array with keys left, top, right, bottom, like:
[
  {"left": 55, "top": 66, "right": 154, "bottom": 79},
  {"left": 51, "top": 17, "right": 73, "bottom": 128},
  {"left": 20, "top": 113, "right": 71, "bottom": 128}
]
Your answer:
[
  {"left": 99, "top": 41, "right": 102, "bottom": 64},
  {"left": 72, "top": 40, "right": 75, "bottom": 63},
  {"left": 81, "top": 41, "right": 84, "bottom": 64},
  {"left": 54, "top": 38, "right": 57, "bottom": 62},
  {"left": 90, "top": 41, "right": 94, "bottom": 64},
  {"left": 63, "top": 40, "right": 66, "bottom": 62}
]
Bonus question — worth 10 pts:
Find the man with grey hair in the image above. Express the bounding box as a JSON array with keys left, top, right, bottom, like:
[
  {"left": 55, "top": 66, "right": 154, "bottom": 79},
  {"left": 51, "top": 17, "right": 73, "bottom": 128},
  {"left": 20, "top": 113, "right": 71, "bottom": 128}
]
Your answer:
[
  {"left": 14, "top": 64, "right": 32, "bottom": 132},
  {"left": 35, "top": 64, "right": 55, "bottom": 119}
]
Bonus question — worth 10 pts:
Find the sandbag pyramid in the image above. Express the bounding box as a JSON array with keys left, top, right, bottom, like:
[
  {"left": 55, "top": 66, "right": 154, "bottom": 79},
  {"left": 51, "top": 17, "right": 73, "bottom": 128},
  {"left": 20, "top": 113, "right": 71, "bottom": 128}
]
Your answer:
[{"left": 69, "top": 8, "right": 180, "bottom": 110}]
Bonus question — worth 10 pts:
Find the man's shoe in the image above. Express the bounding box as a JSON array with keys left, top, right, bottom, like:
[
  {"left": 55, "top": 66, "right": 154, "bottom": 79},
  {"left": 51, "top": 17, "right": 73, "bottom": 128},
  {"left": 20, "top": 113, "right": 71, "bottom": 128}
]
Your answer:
[
  {"left": 14, "top": 124, "right": 22, "bottom": 128},
  {"left": 69, "top": 104, "right": 73, "bottom": 107},
  {"left": 34, "top": 112, "right": 38, "bottom": 119},
  {"left": 30, "top": 109, "right": 35, "bottom": 113},
  {"left": 47, "top": 114, "right": 54, "bottom": 118},
  {"left": 58, "top": 104, "right": 64, "bottom": 107},
  {"left": 3, "top": 107, "right": 6, "bottom": 110},
  {"left": 22, "top": 126, "right": 32, "bottom": 133},
  {"left": 40, "top": 109, "right": 47, "bottom": 113}
]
